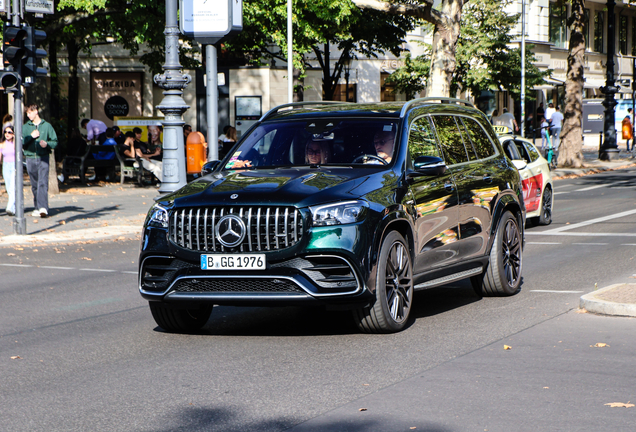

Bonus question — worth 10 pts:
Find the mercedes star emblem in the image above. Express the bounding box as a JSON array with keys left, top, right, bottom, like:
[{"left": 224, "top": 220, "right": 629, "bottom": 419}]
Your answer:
[
  {"left": 215, "top": 214, "right": 246, "bottom": 248},
  {"left": 230, "top": 194, "right": 239, "bottom": 199}
]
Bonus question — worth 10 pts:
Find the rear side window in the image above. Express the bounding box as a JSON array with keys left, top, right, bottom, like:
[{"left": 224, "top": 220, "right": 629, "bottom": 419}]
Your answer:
[
  {"left": 462, "top": 118, "right": 496, "bottom": 159},
  {"left": 523, "top": 141, "right": 541, "bottom": 162},
  {"left": 407, "top": 116, "right": 441, "bottom": 160},
  {"left": 431, "top": 115, "right": 470, "bottom": 165}
]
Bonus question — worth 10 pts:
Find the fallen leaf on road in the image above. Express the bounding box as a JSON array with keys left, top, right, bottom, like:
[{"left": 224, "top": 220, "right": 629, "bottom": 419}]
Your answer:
[
  {"left": 81, "top": 257, "right": 92, "bottom": 261},
  {"left": 577, "top": 308, "right": 588, "bottom": 314},
  {"left": 503, "top": 345, "right": 512, "bottom": 350},
  {"left": 59, "top": 221, "right": 66, "bottom": 225},
  {"left": 410, "top": 428, "right": 417, "bottom": 430},
  {"left": 7, "top": 253, "right": 15, "bottom": 256},
  {"left": 543, "top": 387, "right": 549, "bottom": 389},
  {"left": 605, "top": 402, "right": 634, "bottom": 408},
  {"left": 359, "top": 408, "right": 367, "bottom": 412},
  {"left": 10, "top": 356, "right": 21, "bottom": 360},
  {"left": 15, "top": 247, "right": 23, "bottom": 251},
  {"left": 592, "top": 343, "right": 609, "bottom": 348}
]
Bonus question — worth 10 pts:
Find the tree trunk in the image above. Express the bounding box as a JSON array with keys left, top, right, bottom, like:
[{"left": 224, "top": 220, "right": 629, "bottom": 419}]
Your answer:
[
  {"left": 558, "top": 0, "right": 585, "bottom": 168},
  {"left": 49, "top": 151, "right": 59, "bottom": 194},
  {"left": 67, "top": 38, "right": 80, "bottom": 142},
  {"left": 427, "top": 0, "right": 463, "bottom": 97}
]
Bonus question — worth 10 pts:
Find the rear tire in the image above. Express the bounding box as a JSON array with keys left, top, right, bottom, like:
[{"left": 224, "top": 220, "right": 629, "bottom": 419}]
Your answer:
[
  {"left": 149, "top": 302, "right": 213, "bottom": 333},
  {"left": 353, "top": 231, "right": 413, "bottom": 333},
  {"left": 473, "top": 211, "right": 522, "bottom": 297}
]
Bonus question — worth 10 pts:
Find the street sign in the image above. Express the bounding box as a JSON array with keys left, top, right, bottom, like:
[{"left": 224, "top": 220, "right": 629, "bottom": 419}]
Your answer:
[
  {"left": 24, "top": 0, "right": 54, "bottom": 14},
  {"left": 179, "top": 0, "right": 242, "bottom": 44}
]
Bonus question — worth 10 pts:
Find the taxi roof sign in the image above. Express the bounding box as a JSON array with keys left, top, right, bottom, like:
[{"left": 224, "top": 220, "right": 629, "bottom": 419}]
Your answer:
[{"left": 493, "top": 125, "right": 512, "bottom": 134}]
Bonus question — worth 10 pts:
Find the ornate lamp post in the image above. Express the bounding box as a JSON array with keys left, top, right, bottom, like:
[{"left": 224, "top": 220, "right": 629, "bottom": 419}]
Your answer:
[
  {"left": 154, "top": 0, "right": 191, "bottom": 192},
  {"left": 599, "top": 0, "right": 620, "bottom": 160}
]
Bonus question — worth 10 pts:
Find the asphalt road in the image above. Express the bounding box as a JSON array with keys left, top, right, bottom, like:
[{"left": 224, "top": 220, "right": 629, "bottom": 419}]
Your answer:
[{"left": 1, "top": 167, "right": 635, "bottom": 431}]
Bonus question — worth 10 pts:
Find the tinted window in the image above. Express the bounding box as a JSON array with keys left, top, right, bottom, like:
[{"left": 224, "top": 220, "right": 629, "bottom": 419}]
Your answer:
[
  {"left": 408, "top": 116, "right": 440, "bottom": 160},
  {"left": 456, "top": 118, "right": 479, "bottom": 161},
  {"left": 432, "top": 115, "right": 469, "bottom": 165},
  {"left": 463, "top": 118, "right": 496, "bottom": 159}
]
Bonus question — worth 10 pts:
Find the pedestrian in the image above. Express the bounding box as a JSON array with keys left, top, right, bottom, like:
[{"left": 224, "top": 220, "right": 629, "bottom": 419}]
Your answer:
[
  {"left": 545, "top": 103, "right": 555, "bottom": 122},
  {"left": 536, "top": 103, "right": 545, "bottom": 125},
  {"left": 134, "top": 127, "right": 162, "bottom": 185},
  {"left": 622, "top": 114, "right": 633, "bottom": 151},
  {"left": 80, "top": 118, "right": 107, "bottom": 145},
  {"left": 220, "top": 126, "right": 237, "bottom": 158},
  {"left": 3, "top": 113, "right": 13, "bottom": 131},
  {"left": 23, "top": 104, "right": 58, "bottom": 218},
  {"left": 0, "top": 124, "right": 16, "bottom": 216},
  {"left": 496, "top": 108, "right": 519, "bottom": 132},
  {"left": 183, "top": 124, "right": 192, "bottom": 141},
  {"left": 490, "top": 110, "right": 499, "bottom": 125},
  {"left": 549, "top": 106, "right": 564, "bottom": 150}
]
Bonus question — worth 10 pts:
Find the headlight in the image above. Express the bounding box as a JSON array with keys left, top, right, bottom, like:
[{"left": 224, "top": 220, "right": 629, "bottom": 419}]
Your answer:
[
  {"left": 147, "top": 204, "right": 169, "bottom": 228},
  {"left": 310, "top": 200, "right": 368, "bottom": 227}
]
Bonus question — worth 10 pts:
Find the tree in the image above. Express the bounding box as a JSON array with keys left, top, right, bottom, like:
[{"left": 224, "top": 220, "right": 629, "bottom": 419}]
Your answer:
[
  {"left": 352, "top": 0, "right": 467, "bottom": 97},
  {"left": 224, "top": 0, "right": 416, "bottom": 100},
  {"left": 558, "top": 0, "right": 585, "bottom": 168},
  {"left": 385, "top": 0, "right": 549, "bottom": 102}
]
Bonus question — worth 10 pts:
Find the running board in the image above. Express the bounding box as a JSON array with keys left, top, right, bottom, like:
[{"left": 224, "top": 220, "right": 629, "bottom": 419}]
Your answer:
[{"left": 414, "top": 267, "right": 483, "bottom": 290}]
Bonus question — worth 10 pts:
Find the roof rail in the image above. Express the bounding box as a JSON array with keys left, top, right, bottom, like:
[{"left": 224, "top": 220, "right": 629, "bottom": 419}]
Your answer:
[
  {"left": 260, "top": 101, "right": 348, "bottom": 122},
  {"left": 400, "top": 97, "right": 476, "bottom": 117}
]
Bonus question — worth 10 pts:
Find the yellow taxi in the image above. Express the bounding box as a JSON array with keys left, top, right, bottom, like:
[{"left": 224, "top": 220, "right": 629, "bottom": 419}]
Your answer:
[{"left": 494, "top": 126, "right": 553, "bottom": 225}]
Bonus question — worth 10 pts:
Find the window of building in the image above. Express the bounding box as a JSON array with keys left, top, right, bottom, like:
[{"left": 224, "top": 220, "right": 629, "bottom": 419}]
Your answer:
[
  {"left": 584, "top": 9, "right": 590, "bottom": 50},
  {"left": 331, "top": 84, "right": 357, "bottom": 102},
  {"left": 619, "top": 15, "right": 628, "bottom": 55},
  {"left": 381, "top": 73, "right": 396, "bottom": 102},
  {"left": 594, "top": 11, "right": 604, "bottom": 53},
  {"left": 549, "top": 0, "right": 568, "bottom": 49},
  {"left": 633, "top": 17, "right": 636, "bottom": 56}
]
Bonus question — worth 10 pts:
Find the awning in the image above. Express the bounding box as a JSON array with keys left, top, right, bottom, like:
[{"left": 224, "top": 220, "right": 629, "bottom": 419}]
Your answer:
[{"left": 533, "top": 77, "right": 565, "bottom": 90}]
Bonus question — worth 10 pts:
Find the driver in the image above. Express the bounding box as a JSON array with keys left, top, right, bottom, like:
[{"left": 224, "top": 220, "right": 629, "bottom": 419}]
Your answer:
[
  {"left": 305, "top": 140, "right": 329, "bottom": 165},
  {"left": 373, "top": 131, "right": 395, "bottom": 163}
]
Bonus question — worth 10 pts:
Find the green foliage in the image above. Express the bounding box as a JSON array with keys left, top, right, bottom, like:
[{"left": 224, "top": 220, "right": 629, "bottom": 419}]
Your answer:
[{"left": 387, "top": 0, "right": 551, "bottom": 101}]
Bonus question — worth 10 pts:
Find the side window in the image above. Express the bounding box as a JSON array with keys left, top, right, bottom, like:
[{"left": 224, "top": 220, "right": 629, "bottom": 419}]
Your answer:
[
  {"left": 408, "top": 116, "right": 441, "bottom": 160},
  {"left": 457, "top": 118, "right": 479, "bottom": 161},
  {"left": 513, "top": 140, "right": 531, "bottom": 163},
  {"left": 432, "top": 115, "right": 469, "bottom": 165},
  {"left": 502, "top": 139, "right": 522, "bottom": 160},
  {"left": 463, "top": 118, "right": 496, "bottom": 159},
  {"left": 524, "top": 142, "right": 541, "bottom": 162}
]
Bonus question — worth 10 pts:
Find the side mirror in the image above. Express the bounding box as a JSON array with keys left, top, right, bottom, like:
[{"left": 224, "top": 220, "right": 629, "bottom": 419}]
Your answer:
[
  {"left": 511, "top": 159, "right": 527, "bottom": 170},
  {"left": 412, "top": 156, "right": 447, "bottom": 177},
  {"left": 201, "top": 160, "right": 220, "bottom": 176}
]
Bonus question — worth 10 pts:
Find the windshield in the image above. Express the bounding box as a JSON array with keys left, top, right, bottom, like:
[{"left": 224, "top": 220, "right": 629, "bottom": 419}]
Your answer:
[{"left": 223, "top": 119, "right": 399, "bottom": 170}]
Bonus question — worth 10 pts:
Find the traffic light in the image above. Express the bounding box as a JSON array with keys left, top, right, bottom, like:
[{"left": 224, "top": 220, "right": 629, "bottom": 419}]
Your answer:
[
  {"left": 23, "top": 26, "right": 48, "bottom": 84},
  {"left": 0, "top": 71, "right": 20, "bottom": 92},
  {"left": 3, "top": 24, "right": 28, "bottom": 73}
]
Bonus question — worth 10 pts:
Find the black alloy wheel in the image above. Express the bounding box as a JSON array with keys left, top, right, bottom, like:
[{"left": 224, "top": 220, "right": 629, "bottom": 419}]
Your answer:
[
  {"left": 473, "top": 211, "right": 522, "bottom": 297},
  {"left": 538, "top": 186, "right": 552, "bottom": 225},
  {"left": 354, "top": 231, "right": 414, "bottom": 333}
]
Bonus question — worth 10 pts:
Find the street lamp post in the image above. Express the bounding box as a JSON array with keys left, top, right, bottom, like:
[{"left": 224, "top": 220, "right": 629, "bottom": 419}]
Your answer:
[
  {"left": 154, "top": 0, "right": 191, "bottom": 193},
  {"left": 599, "top": 0, "right": 620, "bottom": 160}
]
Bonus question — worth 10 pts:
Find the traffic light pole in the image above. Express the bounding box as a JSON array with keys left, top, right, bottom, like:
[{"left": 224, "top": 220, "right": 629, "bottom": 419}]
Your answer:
[{"left": 10, "top": 0, "right": 26, "bottom": 234}]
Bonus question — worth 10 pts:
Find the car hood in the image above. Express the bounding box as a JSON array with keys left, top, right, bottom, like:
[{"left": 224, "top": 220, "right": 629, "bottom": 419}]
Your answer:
[{"left": 163, "top": 167, "right": 378, "bottom": 208}]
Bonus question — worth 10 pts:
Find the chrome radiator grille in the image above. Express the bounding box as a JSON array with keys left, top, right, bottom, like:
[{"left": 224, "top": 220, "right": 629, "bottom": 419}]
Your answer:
[{"left": 169, "top": 206, "right": 303, "bottom": 252}]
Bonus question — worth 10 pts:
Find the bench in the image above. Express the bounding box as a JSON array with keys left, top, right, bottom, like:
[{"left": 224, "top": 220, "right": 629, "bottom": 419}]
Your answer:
[{"left": 62, "top": 145, "right": 122, "bottom": 184}]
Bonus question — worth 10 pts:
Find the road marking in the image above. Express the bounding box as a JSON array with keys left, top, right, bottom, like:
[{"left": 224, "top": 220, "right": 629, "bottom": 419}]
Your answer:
[
  {"left": 573, "top": 180, "right": 629, "bottom": 192},
  {"left": 572, "top": 242, "right": 608, "bottom": 245},
  {"left": 527, "top": 232, "right": 636, "bottom": 237},
  {"left": 121, "top": 271, "right": 137, "bottom": 274},
  {"left": 0, "top": 263, "right": 32, "bottom": 267},
  {"left": 530, "top": 290, "right": 584, "bottom": 294},
  {"left": 621, "top": 244, "right": 636, "bottom": 246},
  {"left": 539, "top": 208, "right": 636, "bottom": 233},
  {"left": 40, "top": 266, "right": 76, "bottom": 270},
  {"left": 527, "top": 242, "right": 562, "bottom": 245},
  {"left": 79, "top": 268, "right": 117, "bottom": 273}
]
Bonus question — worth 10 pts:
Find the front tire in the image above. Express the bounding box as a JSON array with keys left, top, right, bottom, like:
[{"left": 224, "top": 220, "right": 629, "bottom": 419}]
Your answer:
[
  {"left": 353, "top": 231, "right": 414, "bottom": 333},
  {"left": 149, "top": 302, "right": 213, "bottom": 333},
  {"left": 473, "top": 211, "right": 522, "bottom": 297},
  {"left": 538, "top": 186, "right": 552, "bottom": 225}
]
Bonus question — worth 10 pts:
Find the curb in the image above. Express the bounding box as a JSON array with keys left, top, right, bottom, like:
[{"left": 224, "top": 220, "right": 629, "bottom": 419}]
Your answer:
[
  {"left": 0, "top": 225, "right": 141, "bottom": 246},
  {"left": 579, "top": 284, "right": 636, "bottom": 318},
  {"left": 553, "top": 160, "right": 636, "bottom": 180}
]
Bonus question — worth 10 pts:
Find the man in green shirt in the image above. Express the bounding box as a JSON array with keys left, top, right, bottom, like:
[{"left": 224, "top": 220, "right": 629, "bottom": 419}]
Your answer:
[{"left": 23, "top": 104, "right": 58, "bottom": 218}]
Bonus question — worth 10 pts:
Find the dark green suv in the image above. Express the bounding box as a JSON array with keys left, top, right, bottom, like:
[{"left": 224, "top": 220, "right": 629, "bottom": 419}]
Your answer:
[{"left": 139, "top": 98, "right": 525, "bottom": 333}]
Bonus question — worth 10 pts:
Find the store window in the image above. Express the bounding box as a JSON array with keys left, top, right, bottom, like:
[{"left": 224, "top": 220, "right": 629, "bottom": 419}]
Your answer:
[
  {"left": 619, "top": 16, "right": 628, "bottom": 55},
  {"left": 594, "top": 11, "right": 604, "bottom": 53},
  {"left": 549, "top": 0, "right": 568, "bottom": 48},
  {"left": 330, "top": 84, "right": 357, "bottom": 102},
  {"left": 381, "top": 73, "right": 396, "bottom": 102}
]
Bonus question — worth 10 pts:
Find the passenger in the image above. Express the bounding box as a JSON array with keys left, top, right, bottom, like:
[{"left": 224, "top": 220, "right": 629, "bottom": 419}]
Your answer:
[{"left": 305, "top": 140, "right": 329, "bottom": 165}]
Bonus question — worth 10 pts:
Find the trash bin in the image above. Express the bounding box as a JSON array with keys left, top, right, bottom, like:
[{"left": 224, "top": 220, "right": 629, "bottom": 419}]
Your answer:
[{"left": 186, "top": 131, "right": 207, "bottom": 174}]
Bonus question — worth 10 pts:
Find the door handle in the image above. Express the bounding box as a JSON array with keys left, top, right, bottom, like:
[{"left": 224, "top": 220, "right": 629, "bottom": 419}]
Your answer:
[{"left": 444, "top": 182, "right": 454, "bottom": 192}]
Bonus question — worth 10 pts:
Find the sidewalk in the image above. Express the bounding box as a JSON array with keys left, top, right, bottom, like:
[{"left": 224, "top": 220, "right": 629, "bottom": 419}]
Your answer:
[{"left": 0, "top": 181, "right": 159, "bottom": 246}]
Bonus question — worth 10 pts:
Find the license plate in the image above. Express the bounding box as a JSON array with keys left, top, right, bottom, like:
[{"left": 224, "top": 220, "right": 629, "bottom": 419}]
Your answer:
[{"left": 200, "top": 254, "right": 266, "bottom": 270}]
